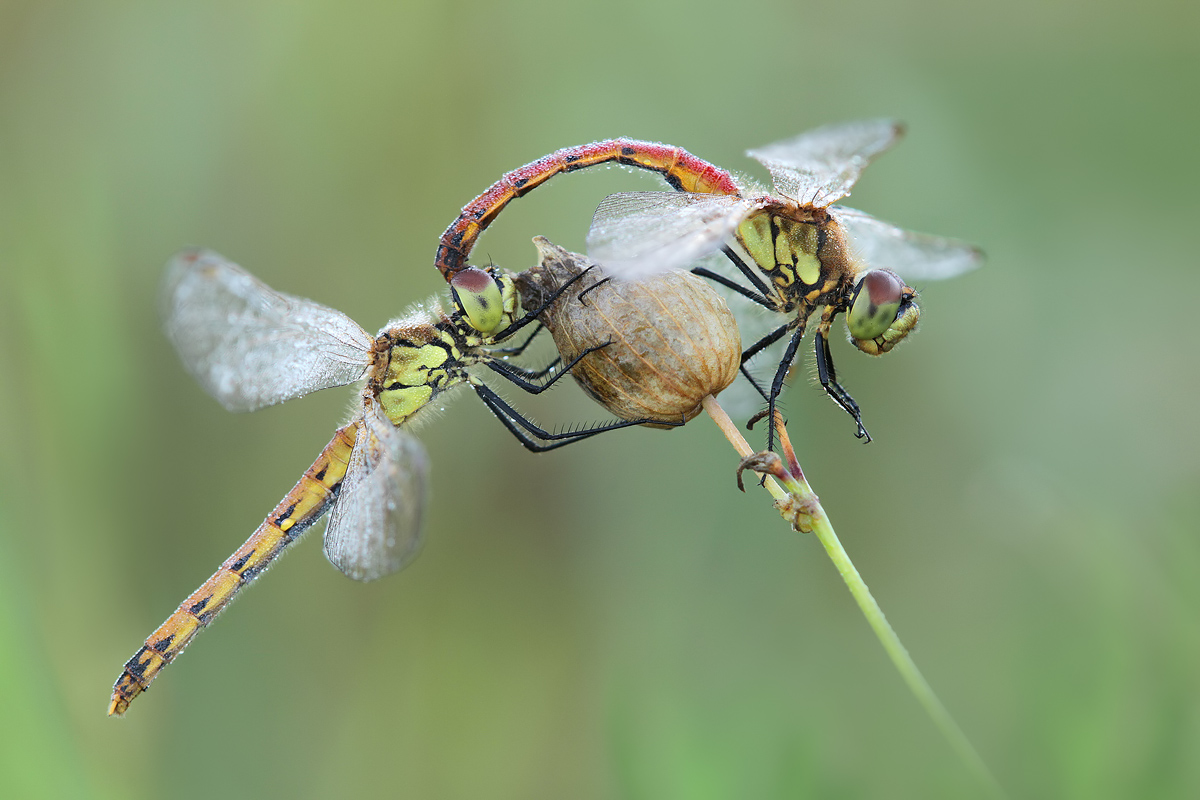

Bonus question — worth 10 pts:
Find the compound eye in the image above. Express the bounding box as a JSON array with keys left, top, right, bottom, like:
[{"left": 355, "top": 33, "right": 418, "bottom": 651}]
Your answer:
[
  {"left": 847, "top": 270, "right": 904, "bottom": 341},
  {"left": 450, "top": 267, "right": 504, "bottom": 334}
]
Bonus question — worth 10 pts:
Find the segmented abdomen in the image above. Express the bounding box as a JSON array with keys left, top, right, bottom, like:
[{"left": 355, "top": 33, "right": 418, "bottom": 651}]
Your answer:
[
  {"left": 108, "top": 424, "right": 358, "bottom": 716},
  {"left": 435, "top": 138, "right": 739, "bottom": 280}
]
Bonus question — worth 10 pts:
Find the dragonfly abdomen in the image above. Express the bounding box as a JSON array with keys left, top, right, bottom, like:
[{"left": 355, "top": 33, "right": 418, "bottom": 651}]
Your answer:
[
  {"left": 108, "top": 424, "right": 357, "bottom": 716},
  {"left": 435, "top": 138, "right": 739, "bottom": 280}
]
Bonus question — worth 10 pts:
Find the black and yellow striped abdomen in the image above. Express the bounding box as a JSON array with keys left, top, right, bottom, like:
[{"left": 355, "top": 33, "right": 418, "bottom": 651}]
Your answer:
[{"left": 108, "top": 424, "right": 357, "bottom": 716}]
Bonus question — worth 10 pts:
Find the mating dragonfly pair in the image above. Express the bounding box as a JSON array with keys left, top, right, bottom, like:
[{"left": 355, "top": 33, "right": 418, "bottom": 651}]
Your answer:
[{"left": 109, "top": 119, "right": 980, "bottom": 715}]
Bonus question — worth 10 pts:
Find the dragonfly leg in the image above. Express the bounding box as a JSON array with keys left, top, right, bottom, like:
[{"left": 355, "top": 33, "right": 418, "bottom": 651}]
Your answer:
[
  {"left": 486, "top": 356, "right": 562, "bottom": 383},
  {"left": 753, "top": 325, "right": 808, "bottom": 452},
  {"left": 742, "top": 320, "right": 795, "bottom": 364},
  {"left": 814, "top": 316, "right": 871, "bottom": 443},
  {"left": 739, "top": 364, "right": 770, "bottom": 402},
  {"left": 484, "top": 338, "right": 612, "bottom": 394},
  {"left": 576, "top": 277, "right": 612, "bottom": 306},
  {"left": 720, "top": 244, "right": 775, "bottom": 301},
  {"left": 471, "top": 380, "right": 680, "bottom": 452},
  {"left": 690, "top": 267, "right": 774, "bottom": 308},
  {"left": 487, "top": 321, "right": 544, "bottom": 356},
  {"left": 493, "top": 265, "right": 596, "bottom": 340},
  {"left": 739, "top": 320, "right": 796, "bottom": 404}
]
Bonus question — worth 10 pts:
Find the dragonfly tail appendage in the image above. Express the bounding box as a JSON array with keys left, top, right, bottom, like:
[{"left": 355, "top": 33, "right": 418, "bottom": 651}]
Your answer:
[
  {"left": 107, "top": 424, "right": 359, "bottom": 716},
  {"left": 435, "top": 138, "right": 739, "bottom": 280}
]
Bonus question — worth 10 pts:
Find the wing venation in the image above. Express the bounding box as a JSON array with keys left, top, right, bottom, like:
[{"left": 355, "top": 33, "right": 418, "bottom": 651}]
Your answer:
[
  {"left": 162, "top": 249, "right": 373, "bottom": 412},
  {"left": 833, "top": 207, "right": 984, "bottom": 281},
  {"left": 587, "top": 191, "right": 761, "bottom": 279},
  {"left": 747, "top": 119, "right": 903, "bottom": 208}
]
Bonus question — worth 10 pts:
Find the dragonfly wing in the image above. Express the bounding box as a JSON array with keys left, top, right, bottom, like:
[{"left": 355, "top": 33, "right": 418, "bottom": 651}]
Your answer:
[
  {"left": 587, "top": 191, "right": 759, "bottom": 279},
  {"left": 323, "top": 405, "right": 430, "bottom": 582},
  {"left": 746, "top": 119, "right": 903, "bottom": 208},
  {"left": 162, "top": 249, "right": 374, "bottom": 412},
  {"left": 833, "top": 207, "right": 984, "bottom": 281}
]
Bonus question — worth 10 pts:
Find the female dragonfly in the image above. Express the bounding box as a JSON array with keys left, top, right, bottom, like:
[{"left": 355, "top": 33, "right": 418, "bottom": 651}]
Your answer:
[
  {"left": 109, "top": 249, "right": 652, "bottom": 715},
  {"left": 435, "top": 120, "right": 982, "bottom": 446}
]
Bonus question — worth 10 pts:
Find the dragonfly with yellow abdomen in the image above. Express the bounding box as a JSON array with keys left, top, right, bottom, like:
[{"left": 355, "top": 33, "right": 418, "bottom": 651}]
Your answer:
[
  {"left": 437, "top": 121, "right": 982, "bottom": 446},
  {"left": 108, "top": 249, "right": 655, "bottom": 716}
]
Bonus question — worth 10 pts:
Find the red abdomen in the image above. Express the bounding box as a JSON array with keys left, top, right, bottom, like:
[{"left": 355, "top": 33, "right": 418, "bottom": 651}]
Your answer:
[{"left": 435, "top": 138, "right": 739, "bottom": 280}]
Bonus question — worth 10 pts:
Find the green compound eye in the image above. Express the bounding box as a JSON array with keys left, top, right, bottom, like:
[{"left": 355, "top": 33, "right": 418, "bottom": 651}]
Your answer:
[
  {"left": 847, "top": 270, "right": 920, "bottom": 356},
  {"left": 450, "top": 267, "right": 505, "bottom": 335},
  {"left": 847, "top": 270, "right": 904, "bottom": 341}
]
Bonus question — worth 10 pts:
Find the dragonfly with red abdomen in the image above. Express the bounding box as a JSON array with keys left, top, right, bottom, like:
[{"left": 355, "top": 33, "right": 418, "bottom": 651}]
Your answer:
[
  {"left": 108, "top": 249, "right": 653, "bottom": 716},
  {"left": 436, "top": 121, "right": 982, "bottom": 446}
]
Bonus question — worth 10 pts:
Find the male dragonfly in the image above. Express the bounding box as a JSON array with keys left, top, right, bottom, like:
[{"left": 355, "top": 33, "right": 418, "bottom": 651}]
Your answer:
[
  {"left": 435, "top": 121, "right": 981, "bottom": 446},
  {"left": 109, "top": 249, "right": 653, "bottom": 715}
]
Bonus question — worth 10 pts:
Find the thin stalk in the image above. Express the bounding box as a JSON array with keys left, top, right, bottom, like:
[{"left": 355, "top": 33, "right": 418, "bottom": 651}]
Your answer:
[{"left": 700, "top": 395, "right": 1005, "bottom": 799}]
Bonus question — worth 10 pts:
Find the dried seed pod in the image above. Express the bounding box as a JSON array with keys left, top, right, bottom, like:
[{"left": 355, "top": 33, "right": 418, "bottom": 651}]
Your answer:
[{"left": 515, "top": 237, "right": 741, "bottom": 427}]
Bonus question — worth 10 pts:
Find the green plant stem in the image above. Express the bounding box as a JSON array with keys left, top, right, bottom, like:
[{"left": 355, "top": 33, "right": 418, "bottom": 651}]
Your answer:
[
  {"left": 701, "top": 396, "right": 1005, "bottom": 799},
  {"left": 808, "top": 511, "right": 1005, "bottom": 799}
]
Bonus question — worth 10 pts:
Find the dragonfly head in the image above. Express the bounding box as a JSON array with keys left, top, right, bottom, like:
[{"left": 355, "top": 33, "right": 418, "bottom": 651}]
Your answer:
[
  {"left": 449, "top": 266, "right": 520, "bottom": 336},
  {"left": 846, "top": 269, "right": 919, "bottom": 355}
]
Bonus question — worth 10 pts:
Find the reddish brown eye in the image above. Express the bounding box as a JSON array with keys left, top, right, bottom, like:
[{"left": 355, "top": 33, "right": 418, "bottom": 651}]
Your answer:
[
  {"left": 449, "top": 266, "right": 492, "bottom": 294},
  {"left": 864, "top": 270, "right": 904, "bottom": 306}
]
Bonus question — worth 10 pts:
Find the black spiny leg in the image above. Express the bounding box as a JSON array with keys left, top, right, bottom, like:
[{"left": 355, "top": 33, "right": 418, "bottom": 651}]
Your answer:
[
  {"left": 738, "top": 365, "right": 770, "bottom": 403},
  {"left": 576, "top": 277, "right": 611, "bottom": 306},
  {"left": 738, "top": 320, "right": 795, "bottom": 403},
  {"left": 756, "top": 325, "right": 808, "bottom": 452},
  {"left": 688, "top": 245, "right": 789, "bottom": 401},
  {"left": 471, "top": 381, "right": 681, "bottom": 453},
  {"left": 720, "top": 244, "right": 775, "bottom": 302},
  {"left": 690, "top": 267, "right": 774, "bottom": 309},
  {"left": 485, "top": 354, "right": 562, "bottom": 384},
  {"left": 689, "top": 245, "right": 776, "bottom": 308},
  {"left": 741, "top": 320, "right": 795, "bottom": 364},
  {"left": 492, "top": 266, "right": 596, "bottom": 341},
  {"left": 487, "top": 321, "right": 544, "bottom": 356},
  {"left": 814, "top": 322, "right": 870, "bottom": 443},
  {"left": 484, "top": 339, "right": 613, "bottom": 394}
]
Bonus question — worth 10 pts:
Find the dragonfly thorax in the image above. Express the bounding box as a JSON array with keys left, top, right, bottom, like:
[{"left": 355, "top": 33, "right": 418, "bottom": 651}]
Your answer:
[
  {"left": 369, "top": 267, "right": 527, "bottom": 428},
  {"left": 735, "top": 209, "right": 854, "bottom": 315},
  {"left": 367, "top": 322, "right": 451, "bottom": 426}
]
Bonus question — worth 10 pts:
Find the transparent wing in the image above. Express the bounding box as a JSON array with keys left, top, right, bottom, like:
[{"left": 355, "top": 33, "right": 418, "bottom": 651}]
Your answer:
[
  {"left": 323, "top": 404, "right": 430, "bottom": 582},
  {"left": 587, "top": 191, "right": 761, "bottom": 279},
  {"left": 833, "top": 207, "right": 984, "bottom": 281},
  {"left": 162, "top": 249, "right": 374, "bottom": 412},
  {"left": 746, "top": 119, "right": 903, "bottom": 208}
]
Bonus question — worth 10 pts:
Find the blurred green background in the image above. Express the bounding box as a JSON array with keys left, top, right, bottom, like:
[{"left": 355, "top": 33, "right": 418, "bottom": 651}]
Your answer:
[{"left": 1, "top": 1, "right": 1197, "bottom": 798}]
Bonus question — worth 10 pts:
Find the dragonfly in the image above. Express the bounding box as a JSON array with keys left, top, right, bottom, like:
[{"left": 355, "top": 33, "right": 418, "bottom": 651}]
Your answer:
[
  {"left": 108, "top": 248, "right": 652, "bottom": 716},
  {"left": 435, "top": 121, "right": 982, "bottom": 446}
]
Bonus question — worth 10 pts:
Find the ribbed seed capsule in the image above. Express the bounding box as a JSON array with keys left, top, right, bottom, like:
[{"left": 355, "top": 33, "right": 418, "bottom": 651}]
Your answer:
[{"left": 515, "top": 237, "right": 741, "bottom": 427}]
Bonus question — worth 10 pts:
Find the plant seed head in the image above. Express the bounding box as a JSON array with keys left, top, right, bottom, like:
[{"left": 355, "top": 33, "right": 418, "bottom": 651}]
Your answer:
[{"left": 515, "top": 237, "right": 741, "bottom": 427}]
